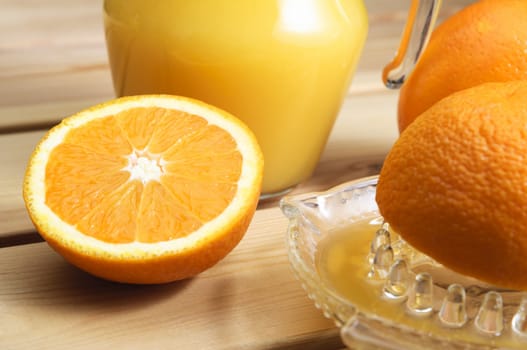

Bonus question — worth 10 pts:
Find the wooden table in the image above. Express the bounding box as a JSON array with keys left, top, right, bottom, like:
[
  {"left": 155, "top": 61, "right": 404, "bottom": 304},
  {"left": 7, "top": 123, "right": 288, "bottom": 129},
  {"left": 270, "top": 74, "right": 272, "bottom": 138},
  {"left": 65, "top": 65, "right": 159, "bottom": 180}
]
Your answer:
[{"left": 1, "top": 1, "right": 474, "bottom": 349}]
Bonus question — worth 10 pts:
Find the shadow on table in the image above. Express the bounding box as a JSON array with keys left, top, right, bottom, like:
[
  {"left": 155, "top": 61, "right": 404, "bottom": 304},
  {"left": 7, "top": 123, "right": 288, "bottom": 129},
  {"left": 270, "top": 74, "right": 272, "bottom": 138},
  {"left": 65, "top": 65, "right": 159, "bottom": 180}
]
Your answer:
[{"left": 4, "top": 242, "right": 193, "bottom": 312}]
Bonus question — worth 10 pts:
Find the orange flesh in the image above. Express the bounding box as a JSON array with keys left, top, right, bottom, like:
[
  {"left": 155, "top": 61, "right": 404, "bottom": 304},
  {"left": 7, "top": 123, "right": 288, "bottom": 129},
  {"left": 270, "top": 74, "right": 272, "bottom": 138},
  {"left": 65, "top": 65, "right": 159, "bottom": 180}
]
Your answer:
[{"left": 45, "top": 107, "right": 242, "bottom": 244}]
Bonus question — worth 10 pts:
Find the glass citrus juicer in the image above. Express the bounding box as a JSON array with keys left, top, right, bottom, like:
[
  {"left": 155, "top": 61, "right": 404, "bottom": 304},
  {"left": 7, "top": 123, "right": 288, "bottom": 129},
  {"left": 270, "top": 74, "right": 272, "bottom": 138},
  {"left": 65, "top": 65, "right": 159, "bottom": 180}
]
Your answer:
[
  {"left": 281, "top": 1, "right": 527, "bottom": 349},
  {"left": 281, "top": 176, "right": 527, "bottom": 349}
]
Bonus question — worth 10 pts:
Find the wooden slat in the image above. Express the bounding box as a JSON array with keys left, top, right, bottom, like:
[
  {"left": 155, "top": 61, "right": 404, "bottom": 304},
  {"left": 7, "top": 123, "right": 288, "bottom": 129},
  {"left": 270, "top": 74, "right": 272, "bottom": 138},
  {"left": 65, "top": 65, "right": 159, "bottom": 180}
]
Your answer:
[
  {"left": 0, "top": 0, "right": 114, "bottom": 123},
  {"left": 0, "top": 98, "right": 112, "bottom": 133},
  {"left": 0, "top": 207, "right": 342, "bottom": 350},
  {"left": 0, "top": 130, "right": 45, "bottom": 242}
]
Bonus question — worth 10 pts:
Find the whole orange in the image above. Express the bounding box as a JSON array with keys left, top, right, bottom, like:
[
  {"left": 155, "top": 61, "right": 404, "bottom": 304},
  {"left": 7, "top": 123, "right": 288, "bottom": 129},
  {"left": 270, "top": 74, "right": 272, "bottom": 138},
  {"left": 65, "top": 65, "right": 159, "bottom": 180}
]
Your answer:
[
  {"left": 397, "top": 0, "right": 527, "bottom": 132},
  {"left": 376, "top": 81, "right": 527, "bottom": 290}
]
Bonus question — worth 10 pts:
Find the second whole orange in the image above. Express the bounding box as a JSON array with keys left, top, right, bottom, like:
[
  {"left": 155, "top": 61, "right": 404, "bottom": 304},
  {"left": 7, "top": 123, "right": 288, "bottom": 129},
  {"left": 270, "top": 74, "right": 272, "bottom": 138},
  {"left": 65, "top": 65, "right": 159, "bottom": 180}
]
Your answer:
[
  {"left": 376, "top": 81, "right": 527, "bottom": 291},
  {"left": 397, "top": 0, "right": 527, "bottom": 132}
]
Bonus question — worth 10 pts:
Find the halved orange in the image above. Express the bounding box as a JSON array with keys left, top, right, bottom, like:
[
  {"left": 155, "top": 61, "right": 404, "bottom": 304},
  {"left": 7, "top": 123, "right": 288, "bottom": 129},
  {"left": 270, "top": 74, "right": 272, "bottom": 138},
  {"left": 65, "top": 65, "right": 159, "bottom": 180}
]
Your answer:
[{"left": 23, "top": 95, "right": 263, "bottom": 284}]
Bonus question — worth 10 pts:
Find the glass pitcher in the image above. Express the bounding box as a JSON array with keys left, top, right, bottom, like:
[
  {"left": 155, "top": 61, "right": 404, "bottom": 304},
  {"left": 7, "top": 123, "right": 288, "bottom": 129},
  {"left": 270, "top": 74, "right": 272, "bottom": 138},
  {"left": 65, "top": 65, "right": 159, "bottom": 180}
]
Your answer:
[{"left": 103, "top": 0, "right": 440, "bottom": 199}]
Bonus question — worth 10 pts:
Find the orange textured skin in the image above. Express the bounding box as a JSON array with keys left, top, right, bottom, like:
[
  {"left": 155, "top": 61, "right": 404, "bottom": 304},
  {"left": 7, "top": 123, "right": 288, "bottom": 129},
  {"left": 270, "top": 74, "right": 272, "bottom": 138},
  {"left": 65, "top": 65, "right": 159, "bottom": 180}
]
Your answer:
[
  {"left": 377, "top": 81, "right": 527, "bottom": 291},
  {"left": 398, "top": 0, "right": 527, "bottom": 132}
]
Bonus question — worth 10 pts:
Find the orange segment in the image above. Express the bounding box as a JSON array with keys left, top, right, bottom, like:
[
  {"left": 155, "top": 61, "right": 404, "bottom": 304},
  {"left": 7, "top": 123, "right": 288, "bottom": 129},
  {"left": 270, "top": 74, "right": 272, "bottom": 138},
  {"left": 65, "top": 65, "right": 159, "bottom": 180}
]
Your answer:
[
  {"left": 161, "top": 175, "right": 237, "bottom": 223},
  {"left": 63, "top": 115, "right": 132, "bottom": 155},
  {"left": 147, "top": 109, "right": 208, "bottom": 154},
  {"left": 76, "top": 180, "right": 143, "bottom": 243},
  {"left": 136, "top": 181, "right": 202, "bottom": 243},
  {"left": 45, "top": 143, "right": 129, "bottom": 223},
  {"left": 23, "top": 95, "right": 263, "bottom": 284},
  {"left": 115, "top": 107, "right": 162, "bottom": 150},
  {"left": 163, "top": 151, "right": 243, "bottom": 183},
  {"left": 162, "top": 124, "right": 243, "bottom": 184}
]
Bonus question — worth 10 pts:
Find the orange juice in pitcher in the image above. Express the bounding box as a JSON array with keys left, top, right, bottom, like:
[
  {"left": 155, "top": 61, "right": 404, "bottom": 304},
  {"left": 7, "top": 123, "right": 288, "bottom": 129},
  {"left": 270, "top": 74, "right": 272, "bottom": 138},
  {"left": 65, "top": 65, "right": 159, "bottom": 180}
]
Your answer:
[{"left": 103, "top": 0, "right": 368, "bottom": 197}]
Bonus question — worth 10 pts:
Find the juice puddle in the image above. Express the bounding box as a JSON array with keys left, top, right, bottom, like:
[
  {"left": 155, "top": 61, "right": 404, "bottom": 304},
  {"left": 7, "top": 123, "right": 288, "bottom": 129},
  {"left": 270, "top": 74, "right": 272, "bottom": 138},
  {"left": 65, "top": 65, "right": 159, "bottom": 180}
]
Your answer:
[{"left": 315, "top": 217, "right": 525, "bottom": 348}]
